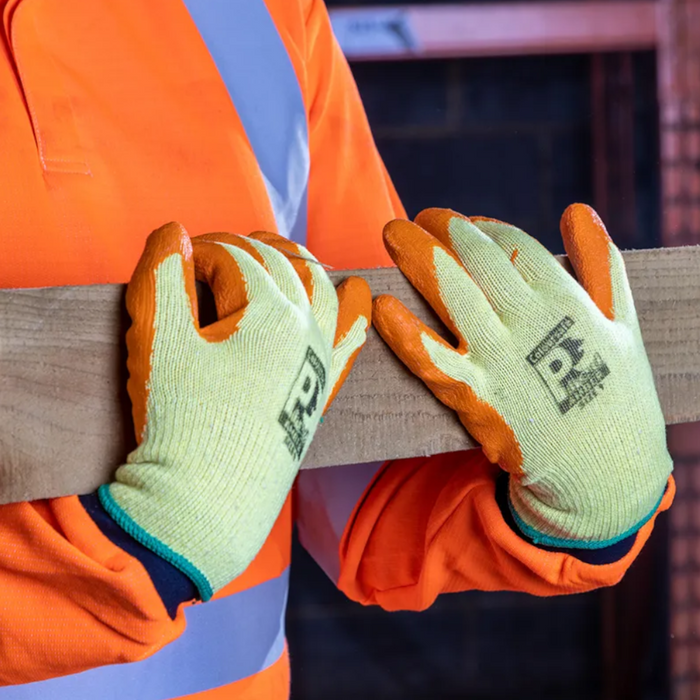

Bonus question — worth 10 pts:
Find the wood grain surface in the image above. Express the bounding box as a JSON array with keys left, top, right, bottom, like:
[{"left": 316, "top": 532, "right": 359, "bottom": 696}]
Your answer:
[{"left": 0, "top": 246, "right": 697, "bottom": 504}]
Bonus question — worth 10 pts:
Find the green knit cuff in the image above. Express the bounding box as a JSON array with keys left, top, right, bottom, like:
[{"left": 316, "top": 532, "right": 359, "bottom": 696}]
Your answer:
[
  {"left": 508, "top": 488, "right": 666, "bottom": 550},
  {"left": 98, "top": 484, "right": 214, "bottom": 601}
]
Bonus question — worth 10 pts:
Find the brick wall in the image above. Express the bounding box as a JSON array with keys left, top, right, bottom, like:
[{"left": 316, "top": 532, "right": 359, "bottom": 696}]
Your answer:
[{"left": 353, "top": 53, "right": 659, "bottom": 250}]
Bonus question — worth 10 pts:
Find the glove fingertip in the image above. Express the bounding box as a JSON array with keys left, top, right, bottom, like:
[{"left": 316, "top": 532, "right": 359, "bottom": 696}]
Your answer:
[
  {"left": 560, "top": 203, "right": 611, "bottom": 238},
  {"left": 129, "top": 222, "right": 197, "bottom": 315},
  {"left": 337, "top": 274, "right": 371, "bottom": 308},
  {"left": 248, "top": 230, "right": 293, "bottom": 248},
  {"left": 560, "top": 204, "right": 617, "bottom": 320},
  {"left": 414, "top": 207, "right": 464, "bottom": 236},
  {"left": 382, "top": 218, "right": 451, "bottom": 276},
  {"left": 130, "top": 223, "right": 193, "bottom": 297},
  {"left": 372, "top": 294, "right": 430, "bottom": 356},
  {"left": 382, "top": 218, "right": 407, "bottom": 251},
  {"left": 334, "top": 276, "right": 372, "bottom": 345},
  {"left": 372, "top": 293, "right": 403, "bottom": 323},
  {"left": 147, "top": 221, "right": 193, "bottom": 259}
]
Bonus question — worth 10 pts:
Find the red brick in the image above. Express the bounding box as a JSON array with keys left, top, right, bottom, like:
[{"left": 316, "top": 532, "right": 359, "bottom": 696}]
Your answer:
[
  {"left": 675, "top": 608, "right": 691, "bottom": 638},
  {"left": 673, "top": 500, "right": 691, "bottom": 532},
  {"left": 665, "top": 201, "right": 685, "bottom": 240},
  {"left": 670, "top": 423, "right": 700, "bottom": 458},
  {"left": 689, "top": 130, "right": 700, "bottom": 161},
  {"left": 674, "top": 643, "right": 692, "bottom": 678},
  {"left": 690, "top": 203, "right": 700, "bottom": 234},
  {"left": 664, "top": 164, "right": 683, "bottom": 199},
  {"left": 675, "top": 458, "right": 693, "bottom": 490},
  {"left": 662, "top": 129, "right": 682, "bottom": 160},
  {"left": 674, "top": 574, "right": 691, "bottom": 606},
  {"left": 674, "top": 536, "right": 691, "bottom": 567}
]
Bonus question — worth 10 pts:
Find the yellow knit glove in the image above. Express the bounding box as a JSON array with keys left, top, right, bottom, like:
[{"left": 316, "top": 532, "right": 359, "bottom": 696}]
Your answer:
[
  {"left": 99, "top": 224, "right": 371, "bottom": 599},
  {"left": 373, "top": 204, "right": 672, "bottom": 549}
]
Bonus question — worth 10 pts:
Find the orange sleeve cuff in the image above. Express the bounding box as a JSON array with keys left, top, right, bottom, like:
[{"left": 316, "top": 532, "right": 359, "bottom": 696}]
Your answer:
[
  {"left": 0, "top": 496, "right": 184, "bottom": 685},
  {"left": 337, "top": 450, "right": 674, "bottom": 612}
]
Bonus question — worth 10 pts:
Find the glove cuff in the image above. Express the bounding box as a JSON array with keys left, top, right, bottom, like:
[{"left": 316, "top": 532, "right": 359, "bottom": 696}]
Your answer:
[
  {"left": 98, "top": 484, "right": 214, "bottom": 600},
  {"left": 507, "top": 479, "right": 666, "bottom": 550}
]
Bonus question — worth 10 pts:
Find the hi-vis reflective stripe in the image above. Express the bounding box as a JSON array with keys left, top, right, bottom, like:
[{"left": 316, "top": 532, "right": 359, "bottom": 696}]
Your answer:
[
  {"left": 182, "top": 0, "right": 310, "bottom": 244},
  {"left": 297, "top": 462, "right": 385, "bottom": 582},
  {"left": 2, "top": 569, "right": 289, "bottom": 700}
]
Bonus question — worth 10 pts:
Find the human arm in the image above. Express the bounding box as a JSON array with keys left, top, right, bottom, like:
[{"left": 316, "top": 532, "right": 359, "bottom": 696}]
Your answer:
[{"left": 0, "top": 223, "right": 370, "bottom": 685}]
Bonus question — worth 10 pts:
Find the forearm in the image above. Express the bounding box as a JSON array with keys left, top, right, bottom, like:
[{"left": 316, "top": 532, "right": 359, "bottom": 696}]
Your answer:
[
  {"left": 0, "top": 496, "right": 187, "bottom": 685},
  {"left": 336, "top": 450, "right": 674, "bottom": 611}
]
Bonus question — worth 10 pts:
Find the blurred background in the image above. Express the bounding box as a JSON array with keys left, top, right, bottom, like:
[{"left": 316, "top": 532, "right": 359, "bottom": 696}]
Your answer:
[{"left": 286, "top": 2, "right": 700, "bottom": 699}]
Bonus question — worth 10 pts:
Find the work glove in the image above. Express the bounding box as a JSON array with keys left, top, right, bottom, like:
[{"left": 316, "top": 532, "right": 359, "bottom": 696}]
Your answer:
[
  {"left": 99, "top": 223, "right": 371, "bottom": 599},
  {"left": 373, "top": 203, "right": 672, "bottom": 549}
]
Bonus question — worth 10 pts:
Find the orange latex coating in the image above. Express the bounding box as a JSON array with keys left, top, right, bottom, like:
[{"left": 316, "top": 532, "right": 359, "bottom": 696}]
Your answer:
[
  {"left": 560, "top": 203, "right": 616, "bottom": 320},
  {"left": 247, "top": 230, "right": 316, "bottom": 301},
  {"left": 323, "top": 276, "right": 373, "bottom": 410},
  {"left": 194, "top": 233, "right": 268, "bottom": 268},
  {"left": 374, "top": 217, "right": 526, "bottom": 477},
  {"left": 192, "top": 235, "right": 263, "bottom": 323},
  {"left": 125, "top": 223, "right": 199, "bottom": 443},
  {"left": 382, "top": 219, "right": 470, "bottom": 348},
  {"left": 413, "top": 207, "right": 473, "bottom": 249}
]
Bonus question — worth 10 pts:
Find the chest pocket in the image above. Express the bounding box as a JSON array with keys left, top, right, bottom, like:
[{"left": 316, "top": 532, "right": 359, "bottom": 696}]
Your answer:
[{"left": 8, "top": 0, "right": 90, "bottom": 174}]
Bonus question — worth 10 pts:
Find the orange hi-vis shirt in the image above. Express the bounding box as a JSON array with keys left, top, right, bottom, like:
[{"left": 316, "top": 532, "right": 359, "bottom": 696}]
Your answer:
[{"left": 0, "top": 0, "right": 674, "bottom": 698}]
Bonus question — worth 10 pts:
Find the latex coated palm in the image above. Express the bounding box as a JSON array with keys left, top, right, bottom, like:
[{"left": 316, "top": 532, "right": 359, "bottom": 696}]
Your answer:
[
  {"left": 100, "top": 223, "right": 371, "bottom": 599},
  {"left": 373, "top": 204, "right": 672, "bottom": 549}
]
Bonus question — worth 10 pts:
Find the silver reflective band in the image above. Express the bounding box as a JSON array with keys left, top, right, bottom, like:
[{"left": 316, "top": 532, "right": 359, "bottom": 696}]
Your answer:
[
  {"left": 183, "top": 0, "right": 310, "bottom": 244},
  {"left": 297, "top": 462, "right": 385, "bottom": 582},
  {"left": 1, "top": 569, "right": 289, "bottom": 699}
]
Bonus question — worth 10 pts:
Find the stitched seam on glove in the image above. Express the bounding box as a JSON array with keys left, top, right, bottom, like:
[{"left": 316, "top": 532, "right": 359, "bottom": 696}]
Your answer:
[{"left": 507, "top": 485, "right": 666, "bottom": 550}]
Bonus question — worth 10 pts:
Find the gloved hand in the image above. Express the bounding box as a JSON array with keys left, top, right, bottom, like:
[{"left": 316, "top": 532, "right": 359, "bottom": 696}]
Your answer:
[
  {"left": 99, "top": 223, "right": 371, "bottom": 599},
  {"left": 373, "top": 204, "right": 672, "bottom": 549}
]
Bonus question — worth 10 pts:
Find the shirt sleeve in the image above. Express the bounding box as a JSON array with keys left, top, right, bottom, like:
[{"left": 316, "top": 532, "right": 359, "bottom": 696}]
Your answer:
[
  {"left": 0, "top": 496, "right": 186, "bottom": 685},
  {"left": 335, "top": 451, "right": 675, "bottom": 611}
]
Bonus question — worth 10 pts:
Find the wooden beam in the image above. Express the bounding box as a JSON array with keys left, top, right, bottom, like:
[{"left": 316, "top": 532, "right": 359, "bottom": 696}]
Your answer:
[
  {"left": 330, "top": 2, "right": 660, "bottom": 62},
  {"left": 0, "top": 246, "right": 697, "bottom": 505}
]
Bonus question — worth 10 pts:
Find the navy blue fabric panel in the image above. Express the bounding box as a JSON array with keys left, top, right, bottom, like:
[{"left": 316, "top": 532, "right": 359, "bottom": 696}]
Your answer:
[
  {"left": 80, "top": 493, "right": 197, "bottom": 618},
  {"left": 496, "top": 475, "right": 636, "bottom": 565}
]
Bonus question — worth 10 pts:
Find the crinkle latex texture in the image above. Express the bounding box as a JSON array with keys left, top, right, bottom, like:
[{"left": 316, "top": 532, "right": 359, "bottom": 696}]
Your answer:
[
  {"left": 373, "top": 204, "right": 672, "bottom": 549},
  {"left": 100, "top": 224, "right": 371, "bottom": 599}
]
